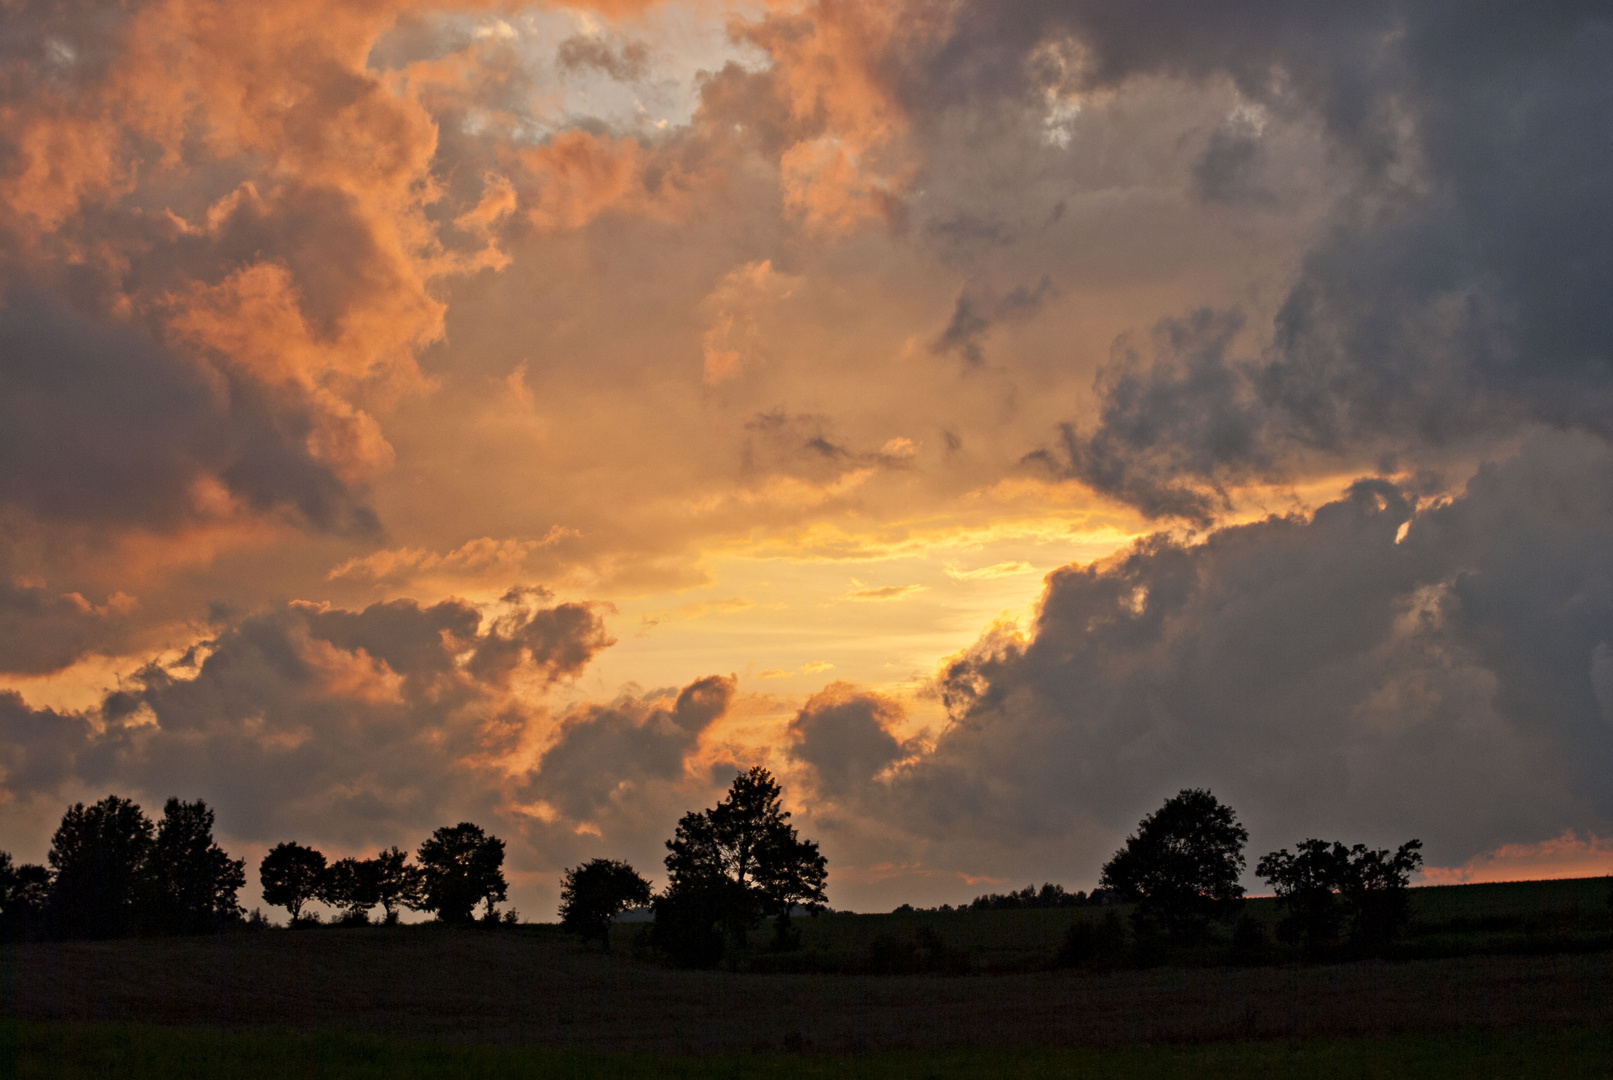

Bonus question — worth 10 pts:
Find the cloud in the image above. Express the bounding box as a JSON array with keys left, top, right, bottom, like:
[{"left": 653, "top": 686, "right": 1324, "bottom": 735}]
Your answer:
[
  {"left": 796, "top": 432, "right": 1613, "bottom": 884},
  {"left": 788, "top": 683, "right": 905, "bottom": 798},
  {"left": 1421, "top": 831, "right": 1613, "bottom": 886},
  {"left": 527, "top": 674, "right": 735, "bottom": 824},
  {"left": 845, "top": 583, "right": 926, "bottom": 602},
  {"left": 906, "top": 2, "right": 1613, "bottom": 519},
  {"left": 932, "top": 276, "right": 1054, "bottom": 368},
  {"left": 0, "top": 590, "right": 614, "bottom": 846}
]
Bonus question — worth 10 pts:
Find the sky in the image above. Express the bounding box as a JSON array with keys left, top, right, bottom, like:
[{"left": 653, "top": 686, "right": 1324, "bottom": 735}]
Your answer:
[{"left": 1, "top": 0, "right": 1611, "bottom": 917}]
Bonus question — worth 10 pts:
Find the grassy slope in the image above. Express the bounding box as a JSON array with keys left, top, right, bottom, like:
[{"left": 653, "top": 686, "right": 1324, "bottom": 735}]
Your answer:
[{"left": 6, "top": 1021, "right": 1613, "bottom": 1079}]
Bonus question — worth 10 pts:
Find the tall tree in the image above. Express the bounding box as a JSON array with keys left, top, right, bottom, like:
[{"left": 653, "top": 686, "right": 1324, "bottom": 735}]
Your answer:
[
  {"left": 559, "top": 859, "right": 652, "bottom": 951},
  {"left": 416, "top": 823, "right": 507, "bottom": 924},
  {"left": 371, "top": 846, "right": 422, "bottom": 925},
  {"left": 259, "top": 842, "right": 327, "bottom": 923},
  {"left": 46, "top": 796, "right": 154, "bottom": 939},
  {"left": 655, "top": 767, "right": 827, "bottom": 963},
  {"left": 149, "top": 798, "right": 246, "bottom": 935},
  {"left": 1100, "top": 788, "right": 1248, "bottom": 943}
]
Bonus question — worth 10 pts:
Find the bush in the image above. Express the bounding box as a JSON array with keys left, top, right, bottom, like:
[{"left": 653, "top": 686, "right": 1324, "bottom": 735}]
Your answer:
[{"left": 1053, "top": 911, "right": 1128, "bottom": 972}]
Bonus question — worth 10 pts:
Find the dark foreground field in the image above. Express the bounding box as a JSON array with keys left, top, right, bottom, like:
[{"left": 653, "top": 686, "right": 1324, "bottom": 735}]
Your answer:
[
  {"left": 5, "top": 926, "right": 1613, "bottom": 1054},
  {"left": 7, "top": 1022, "right": 1613, "bottom": 1079}
]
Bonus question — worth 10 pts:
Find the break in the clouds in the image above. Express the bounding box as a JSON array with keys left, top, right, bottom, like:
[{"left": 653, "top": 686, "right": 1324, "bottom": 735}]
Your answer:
[{"left": 1, "top": 0, "right": 1611, "bottom": 911}]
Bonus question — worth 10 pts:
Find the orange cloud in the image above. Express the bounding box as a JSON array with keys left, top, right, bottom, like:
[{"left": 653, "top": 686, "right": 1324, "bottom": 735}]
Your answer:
[{"left": 1422, "top": 832, "right": 1613, "bottom": 885}]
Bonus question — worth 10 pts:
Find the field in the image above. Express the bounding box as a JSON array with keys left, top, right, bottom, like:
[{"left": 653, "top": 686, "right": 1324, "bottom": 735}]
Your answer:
[
  {"left": 7, "top": 1022, "right": 1613, "bottom": 1079},
  {"left": 3, "top": 877, "right": 1611, "bottom": 1074}
]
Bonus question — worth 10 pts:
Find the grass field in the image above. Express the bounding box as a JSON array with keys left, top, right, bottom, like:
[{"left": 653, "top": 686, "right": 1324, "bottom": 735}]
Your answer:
[{"left": 6, "top": 1021, "right": 1612, "bottom": 1079}]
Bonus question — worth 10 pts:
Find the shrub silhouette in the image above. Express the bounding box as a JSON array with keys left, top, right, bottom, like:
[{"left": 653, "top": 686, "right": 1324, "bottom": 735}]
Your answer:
[{"left": 1053, "top": 910, "right": 1128, "bottom": 972}]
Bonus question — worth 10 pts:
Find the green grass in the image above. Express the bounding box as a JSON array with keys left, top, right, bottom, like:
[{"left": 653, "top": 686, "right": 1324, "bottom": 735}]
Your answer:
[{"left": 6, "top": 1020, "right": 1611, "bottom": 1079}]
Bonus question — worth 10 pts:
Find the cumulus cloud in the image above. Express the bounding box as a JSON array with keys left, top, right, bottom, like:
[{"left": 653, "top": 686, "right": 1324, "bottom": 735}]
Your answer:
[
  {"left": 788, "top": 683, "right": 905, "bottom": 798},
  {"left": 0, "top": 590, "right": 613, "bottom": 844},
  {"left": 800, "top": 433, "right": 1613, "bottom": 885}
]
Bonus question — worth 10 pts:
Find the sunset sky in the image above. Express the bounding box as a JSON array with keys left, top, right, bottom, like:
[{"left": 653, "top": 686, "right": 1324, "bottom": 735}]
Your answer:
[{"left": 2, "top": 0, "right": 1611, "bottom": 916}]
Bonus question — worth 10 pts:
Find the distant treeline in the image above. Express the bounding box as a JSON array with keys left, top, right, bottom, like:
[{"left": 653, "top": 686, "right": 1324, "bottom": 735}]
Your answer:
[
  {"left": 894, "top": 883, "right": 1116, "bottom": 914},
  {"left": 0, "top": 794, "right": 515, "bottom": 942}
]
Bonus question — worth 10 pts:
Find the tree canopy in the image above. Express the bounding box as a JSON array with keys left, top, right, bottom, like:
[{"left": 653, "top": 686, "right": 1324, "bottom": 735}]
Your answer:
[
  {"left": 47, "top": 795, "right": 156, "bottom": 939},
  {"left": 559, "top": 858, "right": 652, "bottom": 951},
  {"left": 1257, "top": 837, "right": 1423, "bottom": 955},
  {"left": 1099, "top": 788, "right": 1248, "bottom": 941},
  {"left": 655, "top": 767, "right": 826, "bottom": 964},
  {"left": 416, "top": 823, "right": 508, "bottom": 924},
  {"left": 259, "top": 842, "right": 327, "bottom": 923},
  {"left": 150, "top": 798, "right": 245, "bottom": 935}
]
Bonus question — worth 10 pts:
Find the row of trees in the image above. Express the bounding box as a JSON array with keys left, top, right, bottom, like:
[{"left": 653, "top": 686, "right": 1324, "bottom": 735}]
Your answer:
[
  {"left": 258, "top": 823, "right": 510, "bottom": 926},
  {"left": 559, "top": 767, "right": 827, "bottom": 967},
  {"left": 0, "top": 794, "right": 515, "bottom": 940},
  {"left": 0, "top": 796, "right": 244, "bottom": 940},
  {"left": 1095, "top": 788, "right": 1423, "bottom": 956}
]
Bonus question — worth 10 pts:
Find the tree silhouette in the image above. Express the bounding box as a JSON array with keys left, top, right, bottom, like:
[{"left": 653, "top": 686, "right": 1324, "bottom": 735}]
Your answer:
[
  {"left": 1255, "top": 839, "right": 1351, "bottom": 955},
  {"left": 0, "top": 851, "right": 50, "bottom": 940},
  {"left": 322, "top": 856, "right": 381, "bottom": 924},
  {"left": 371, "top": 846, "right": 423, "bottom": 925},
  {"left": 559, "top": 858, "right": 652, "bottom": 951},
  {"left": 1100, "top": 788, "right": 1247, "bottom": 943},
  {"left": 46, "top": 796, "right": 155, "bottom": 939},
  {"left": 149, "top": 798, "right": 245, "bottom": 935},
  {"left": 416, "top": 823, "right": 507, "bottom": 924},
  {"left": 1258, "top": 837, "right": 1422, "bottom": 956},
  {"left": 259, "top": 842, "right": 327, "bottom": 923},
  {"left": 655, "top": 767, "right": 827, "bottom": 963}
]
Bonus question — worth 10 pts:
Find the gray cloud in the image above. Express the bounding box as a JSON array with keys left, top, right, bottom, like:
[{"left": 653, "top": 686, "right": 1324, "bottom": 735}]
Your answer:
[
  {"left": 528, "top": 674, "right": 734, "bottom": 823},
  {"left": 787, "top": 683, "right": 905, "bottom": 798},
  {"left": 808, "top": 432, "right": 1613, "bottom": 884},
  {"left": 908, "top": 2, "right": 1613, "bottom": 517},
  {"left": 932, "top": 276, "right": 1053, "bottom": 368},
  {"left": 0, "top": 591, "right": 614, "bottom": 847}
]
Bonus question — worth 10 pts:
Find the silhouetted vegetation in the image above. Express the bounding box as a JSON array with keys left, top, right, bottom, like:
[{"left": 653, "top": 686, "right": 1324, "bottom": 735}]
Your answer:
[
  {"left": 1257, "top": 838, "right": 1424, "bottom": 957},
  {"left": 258, "top": 842, "right": 327, "bottom": 924},
  {"left": 559, "top": 858, "right": 652, "bottom": 951},
  {"left": 1, "top": 793, "right": 512, "bottom": 941},
  {"left": 1099, "top": 788, "right": 1248, "bottom": 944},
  {"left": 416, "top": 822, "right": 510, "bottom": 924},
  {"left": 652, "top": 767, "right": 827, "bottom": 967}
]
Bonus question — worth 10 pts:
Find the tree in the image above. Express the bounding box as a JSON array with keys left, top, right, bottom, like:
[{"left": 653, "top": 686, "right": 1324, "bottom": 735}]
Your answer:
[
  {"left": 46, "top": 795, "right": 155, "bottom": 939},
  {"left": 1257, "top": 837, "right": 1423, "bottom": 956},
  {"left": 1255, "top": 839, "right": 1351, "bottom": 956},
  {"left": 1341, "top": 839, "right": 1422, "bottom": 954},
  {"left": 0, "top": 851, "right": 51, "bottom": 941},
  {"left": 149, "top": 798, "right": 246, "bottom": 935},
  {"left": 371, "top": 846, "right": 423, "bottom": 925},
  {"left": 322, "top": 857, "right": 381, "bottom": 925},
  {"left": 259, "top": 842, "right": 327, "bottom": 923},
  {"left": 416, "top": 823, "right": 507, "bottom": 924},
  {"left": 1099, "top": 788, "right": 1248, "bottom": 943},
  {"left": 559, "top": 859, "right": 652, "bottom": 951},
  {"left": 655, "top": 767, "right": 827, "bottom": 964}
]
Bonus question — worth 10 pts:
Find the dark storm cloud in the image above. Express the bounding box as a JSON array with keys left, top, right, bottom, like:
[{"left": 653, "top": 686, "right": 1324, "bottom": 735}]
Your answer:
[
  {"left": 787, "top": 683, "right": 905, "bottom": 798},
  {"left": 864, "top": 431, "right": 1613, "bottom": 869},
  {"left": 0, "top": 592, "right": 614, "bottom": 847},
  {"left": 913, "top": 1, "right": 1613, "bottom": 517}
]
